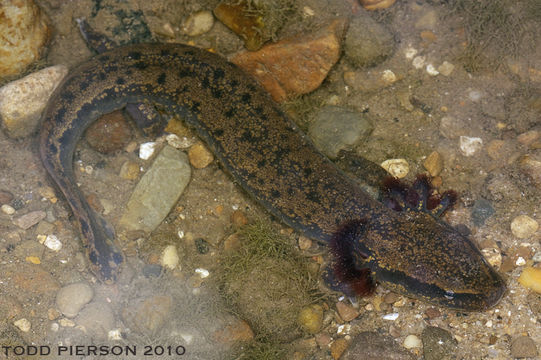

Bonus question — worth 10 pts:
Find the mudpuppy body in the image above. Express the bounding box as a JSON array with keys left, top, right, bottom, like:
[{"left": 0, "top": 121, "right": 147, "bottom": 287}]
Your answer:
[{"left": 39, "top": 43, "right": 506, "bottom": 310}]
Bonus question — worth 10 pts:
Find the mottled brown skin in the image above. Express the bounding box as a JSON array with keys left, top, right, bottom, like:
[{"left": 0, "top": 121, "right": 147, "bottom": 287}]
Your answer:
[{"left": 40, "top": 43, "right": 506, "bottom": 310}]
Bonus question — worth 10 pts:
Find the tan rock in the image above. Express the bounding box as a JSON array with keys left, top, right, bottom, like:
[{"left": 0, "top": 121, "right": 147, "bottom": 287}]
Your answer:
[
  {"left": 232, "top": 19, "right": 347, "bottom": 102},
  {"left": 0, "top": 0, "right": 50, "bottom": 79}
]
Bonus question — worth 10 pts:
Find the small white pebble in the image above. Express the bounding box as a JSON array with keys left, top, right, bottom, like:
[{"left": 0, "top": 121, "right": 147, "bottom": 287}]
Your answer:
[
  {"left": 1, "top": 204, "right": 15, "bottom": 215},
  {"left": 383, "top": 312, "right": 399, "bottom": 321},
  {"left": 381, "top": 159, "right": 409, "bottom": 178},
  {"left": 59, "top": 318, "right": 75, "bottom": 327},
  {"left": 468, "top": 90, "right": 483, "bottom": 102},
  {"left": 485, "top": 320, "right": 493, "bottom": 327},
  {"left": 161, "top": 245, "right": 180, "bottom": 270},
  {"left": 13, "top": 318, "right": 31, "bottom": 332},
  {"left": 139, "top": 142, "right": 157, "bottom": 160},
  {"left": 84, "top": 165, "right": 93, "bottom": 174},
  {"left": 515, "top": 257, "right": 526, "bottom": 266},
  {"left": 403, "top": 334, "right": 422, "bottom": 349},
  {"left": 404, "top": 46, "right": 418, "bottom": 59},
  {"left": 337, "top": 324, "right": 351, "bottom": 335},
  {"left": 381, "top": 69, "right": 397, "bottom": 84},
  {"left": 459, "top": 136, "right": 483, "bottom": 156},
  {"left": 302, "top": 6, "right": 315, "bottom": 17},
  {"left": 195, "top": 268, "right": 209, "bottom": 278},
  {"left": 426, "top": 64, "right": 439, "bottom": 76},
  {"left": 108, "top": 329, "right": 123, "bottom": 340},
  {"left": 510, "top": 215, "right": 539, "bottom": 239},
  {"left": 50, "top": 322, "right": 59, "bottom": 332},
  {"left": 412, "top": 56, "right": 426, "bottom": 69},
  {"left": 177, "top": 230, "right": 185, "bottom": 239},
  {"left": 44, "top": 234, "right": 62, "bottom": 251}
]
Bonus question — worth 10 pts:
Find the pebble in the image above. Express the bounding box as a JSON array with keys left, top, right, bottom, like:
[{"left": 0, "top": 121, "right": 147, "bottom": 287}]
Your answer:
[
  {"left": 297, "top": 304, "right": 323, "bottom": 334},
  {"left": 13, "top": 318, "right": 31, "bottom": 332},
  {"left": 13, "top": 210, "right": 46, "bottom": 229},
  {"left": 518, "top": 267, "right": 541, "bottom": 293},
  {"left": 75, "top": 302, "right": 115, "bottom": 339},
  {"left": 381, "top": 159, "right": 409, "bottom": 178},
  {"left": 0, "top": 65, "right": 68, "bottom": 138},
  {"left": 142, "top": 264, "right": 162, "bottom": 278},
  {"left": 510, "top": 336, "right": 538, "bottom": 358},
  {"left": 85, "top": 110, "right": 132, "bottom": 153},
  {"left": 438, "top": 61, "right": 455, "bottom": 76},
  {"left": 459, "top": 136, "right": 483, "bottom": 156},
  {"left": 213, "top": 1, "right": 268, "bottom": 50},
  {"left": 120, "top": 146, "right": 191, "bottom": 232},
  {"left": 213, "top": 318, "right": 254, "bottom": 344},
  {"left": 330, "top": 338, "right": 349, "bottom": 360},
  {"left": 0, "top": 190, "right": 14, "bottom": 205},
  {"left": 182, "top": 10, "right": 214, "bottom": 37},
  {"left": 56, "top": 282, "right": 94, "bottom": 318},
  {"left": 471, "top": 199, "right": 495, "bottom": 227},
  {"left": 119, "top": 160, "right": 140, "bottom": 180},
  {"left": 43, "top": 234, "right": 62, "bottom": 251},
  {"left": 308, "top": 106, "right": 373, "bottom": 159},
  {"left": 423, "top": 151, "right": 443, "bottom": 176},
  {"left": 122, "top": 295, "right": 173, "bottom": 334},
  {"left": 1, "top": 204, "right": 16, "bottom": 215},
  {"left": 424, "top": 308, "right": 441, "bottom": 319},
  {"left": 421, "top": 326, "right": 457, "bottom": 360},
  {"left": 403, "top": 334, "right": 422, "bottom": 349},
  {"left": 510, "top": 215, "right": 539, "bottom": 238},
  {"left": 298, "top": 236, "right": 312, "bottom": 251},
  {"left": 343, "top": 68, "right": 401, "bottom": 93},
  {"left": 359, "top": 0, "right": 396, "bottom": 11},
  {"left": 336, "top": 301, "right": 359, "bottom": 322},
  {"left": 188, "top": 142, "right": 214, "bottom": 169},
  {"left": 139, "top": 141, "right": 157, "bottom": 160},
  {"left": 160, "top": 245, "right": 180, "bottom": 270},
  {"left": 232, "top": 19, "right": 346, "bottom": 102},
  {"left": 230, "top": 209, "right": 248, "bottom": 227},
  {"left": 0, "top": 0, "right": 50, "bottom": 78},
  {"left": 481, "top": 247, "right": 502, "bottom": 268},
  {"left": 344, "top": 11, "right": 394, "bottom": 67},
  {"left": 195, "top": 238, "right": 210, "bottom": 254},
  {"left": 439, "top": 116, "right": 467, "bottom": 140},
  {"left": 382, "top": 312, "right": 399, "bottom": 321},
  {"left": 517, "top": 130, "right": 540, "bottom": 146},
  {"left": 341, "top": 331, "right": 414, "bottom": 360},
  {"left": 519, "top": 155, "right": 541, "bottom": 189}
]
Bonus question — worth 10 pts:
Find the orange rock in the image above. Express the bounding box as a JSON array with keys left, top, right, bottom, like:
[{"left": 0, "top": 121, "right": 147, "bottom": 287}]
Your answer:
[
  {"left": 213, "top": 318, "right": 254, "bottom": 344},
  {"left": 85, "top": 110, "right": 132, "bottom": 153},
  {"left": 336, "top": 301, "right": 359, "bottom": 322},
  {"left": 232, "top": 19, "right": 347, "bottom": 102},
  {"left": 359, "top": 0, "right": 396, "bottom": 11}
]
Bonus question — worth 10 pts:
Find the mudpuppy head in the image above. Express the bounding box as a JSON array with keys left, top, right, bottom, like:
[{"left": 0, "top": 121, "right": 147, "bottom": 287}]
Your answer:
[{"left": 329, "top": 214, "right": 506, "bottom": 311}]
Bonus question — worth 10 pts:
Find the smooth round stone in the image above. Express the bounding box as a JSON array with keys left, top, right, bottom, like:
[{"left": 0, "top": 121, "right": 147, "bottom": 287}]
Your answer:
[{"left": 56, "top": 282, "right": 94, "bottom": 318}]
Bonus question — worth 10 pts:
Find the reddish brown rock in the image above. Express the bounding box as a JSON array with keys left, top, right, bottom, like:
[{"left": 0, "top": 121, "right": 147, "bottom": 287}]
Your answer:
[
  {"left": 9, "top": 265, "right": 60, "bottom": 294},
  {"left": 85, "top": 110, "right": 132, "bottom": 153},
  {"left": 232, "top": 19, "right": 347, "bottom": 102},
  {"left": 213, "top": 318, "right": 254, "bottom": 344}
]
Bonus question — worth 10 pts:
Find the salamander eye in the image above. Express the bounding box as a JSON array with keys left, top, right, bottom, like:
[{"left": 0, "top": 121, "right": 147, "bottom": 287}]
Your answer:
[{"left": 444, "top": 290, "right": 455, "bottom": 300}]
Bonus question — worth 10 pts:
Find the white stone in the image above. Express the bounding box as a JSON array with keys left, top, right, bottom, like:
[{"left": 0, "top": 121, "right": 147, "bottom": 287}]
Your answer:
[
  {"left": 182, "top": 10, "right": 214, "bottom": 36},
  {"left": 459, "top": 136, "right": 483, "bottom": 156},
  {"left": 412, "top": 56, "right": 426, "bottom": 69},
  {"left": 44, "top": 234, "right": 62, "bottom": 251},
  {"left": 195, "top": 268, "right": 209, "bottom": 278},
  {"left": 1, "top": 204, "right": 15, "bottom": 215},
  {"left": 510, "top": 215, "right": 539, "bottom": 239},
  {"left": 0, "top": 65, "right": 68, "bottom": 138},
  {"left": 438, "top": 61, "right": 455, "bottom": 76},
  {"left": 13, "top": 318, "right": 31, "bottom": 332},
  {"left": 161, "top": 245, "right": 180, "bottom": 270},
  {"left": 403, "top": 334, "right": 422, "bottom": 349},
  {"left": 139, "top": 142, "right": 157, "bottom": 160},
  {"left": 381, "top": 159, "right": 409, "bottom": 178},
  {"left": 426, "top": 64, "right": 439, "bottom": 76}
]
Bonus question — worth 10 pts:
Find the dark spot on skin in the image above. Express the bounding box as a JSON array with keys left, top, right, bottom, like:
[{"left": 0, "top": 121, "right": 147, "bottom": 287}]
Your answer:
[
  {"left": 240, "top": 130, "right": 257, "bottom": 142},
  {"left": 201, "top": 77, "right": 210, "bottom": 89},
  {"left": 211, "top": 88, "right": 222, "bottom": 98},
  {"left": 306, "top": 191, "right": 320, "bottom": 203},
  {"left": 257, "top": 159, "right": 266, "bottom": 167},
  {"left": 271, "top": 190, "right": 281, "bottom": 198},
  {"left": 128, "top": 51, "right": 142, "bottom": 60},
  {"left": 113, "top": 252, "right": 123, "bottom": 265},
  {"left": 89, "top": 250, "right": 98, "bottom": 263},
  {"left": 61, "top": 91, "right": 75, "bottom": 102},
  {"left": 241, "top": 93, "right": 251, "bottom": 102},
  {"left": 184, "top": 50, "right": 195, "bottom": 57},
  {"left": 224, "top": 108, "right": 235, "bottom": 118},
  {"left": 230, "top": 79, "right": 239, "bottom": 88},
  {"left": 98, "top": 72, "right": 106, "bottom": 80},
  {"left": 190, "top": 101, "right": 201, "bottom": 113},
  {"left": 303, "top": 167, "right": 313, "bottom": 177},
  {"left": 80, "top": 81, "right": 90, "bottom": 91},
  {"left": 160, "top": 49, "right": 171, "bottom": 57},
  {"left": 157, "top": 72, "right": 166, "bottom": 85},
  {"left": 179, "top": 68, "right": 192, "bottom": 78},
  {"left": 214, "top": 68, "right": 225, "bottom": 79},
  {"left": 116, "top": 77, "right": 125, "bottom": 85},
  {"left": 98, "top": 55, "right": 110, "bottom": 63},
  {"left": 134, "top": 62, "right": 148, "bottom": 70},
  {"left": 214, "top": 129, "right": 224, "bottom": 137}
]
